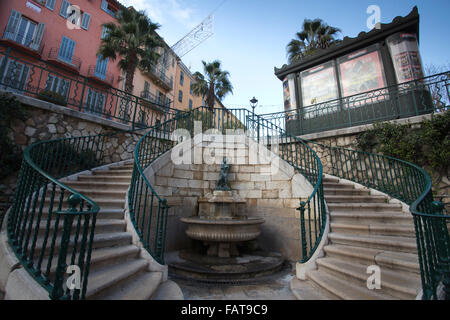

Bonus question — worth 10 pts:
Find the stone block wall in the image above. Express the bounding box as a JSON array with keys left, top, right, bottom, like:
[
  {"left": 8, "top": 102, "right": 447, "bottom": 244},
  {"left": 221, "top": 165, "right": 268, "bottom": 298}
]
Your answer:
[
  {"left": 143, "top": 134, "right": 315, "bottom": 261},
  {"left": 1, "top": 93, "right": 145, "bottom": 195}
]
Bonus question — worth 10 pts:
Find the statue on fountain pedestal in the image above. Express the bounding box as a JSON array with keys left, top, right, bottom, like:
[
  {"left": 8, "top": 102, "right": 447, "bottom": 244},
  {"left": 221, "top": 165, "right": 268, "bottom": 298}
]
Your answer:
[{"left": 216, "top": 157, "right": 231, "bottom": 191}]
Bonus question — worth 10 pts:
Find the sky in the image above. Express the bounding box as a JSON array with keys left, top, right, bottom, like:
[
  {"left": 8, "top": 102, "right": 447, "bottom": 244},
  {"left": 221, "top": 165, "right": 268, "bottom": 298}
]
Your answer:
[{"left": 120, "top": 0, "right": 450, "bottom": 114}]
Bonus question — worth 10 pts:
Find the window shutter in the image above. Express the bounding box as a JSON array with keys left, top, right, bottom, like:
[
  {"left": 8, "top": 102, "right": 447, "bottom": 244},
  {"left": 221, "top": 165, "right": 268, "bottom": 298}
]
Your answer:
[
  {"left": 5, "top": 10, "right": 22, "bottom": 40},
  {"left": 101, "top": 26, "right": 109, "bottom": 39},
  {"left": 60, "top": 0, "right": 70, "bottom": 18},
  {"left": 101, "top": 0, "right": 108, "bottom": 11},
  {"left": 81, "top": 13, "right": 91, "bottom": 30},
  {"left": 58, "top": 37, "right": 75, "bottom": 63},
  {"left": 46, "top": 0, "right": 56, "bottom": 10},
  {"left": 30, "top": 23, "right": 45, "bottom": 51},
  {"left": 95, "top": 55, "right": 108, "bottom": 79}
]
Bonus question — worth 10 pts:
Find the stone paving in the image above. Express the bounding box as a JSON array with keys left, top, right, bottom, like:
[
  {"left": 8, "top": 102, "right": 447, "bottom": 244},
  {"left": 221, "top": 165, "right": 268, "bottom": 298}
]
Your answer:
[{"left": 173, "top": 266, "right": 297, "bottom": 300}]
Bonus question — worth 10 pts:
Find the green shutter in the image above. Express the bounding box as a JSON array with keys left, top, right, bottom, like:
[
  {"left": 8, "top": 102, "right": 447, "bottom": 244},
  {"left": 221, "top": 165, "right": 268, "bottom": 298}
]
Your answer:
[
  {"left": 81, "top": 13, "right": 91, "bottom": 30},
  {"left": 5, "top": 10, "right": 21, "bottom": 40},
  {"left": 60, "top": 0, "right": 70, "bottom": 18},
  {"left": 46, "top": 0, "right": 56, "bottom": 10},
  {"left": 30, "top": 23, "right": 45, "bottom": 51}
]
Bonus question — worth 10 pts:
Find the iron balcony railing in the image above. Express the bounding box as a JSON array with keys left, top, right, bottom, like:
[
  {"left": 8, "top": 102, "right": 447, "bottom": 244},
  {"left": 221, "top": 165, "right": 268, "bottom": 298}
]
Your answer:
[
  {"left": 1, "top": 27, "right": 45, "bottom": 56},
  {"left": 47, "top": 48, "right": 82, "bottom": 73},
  {"left": 0, "top": 43, "right": 179, "bottom": 130},
  {"left": 260, "top": 72, "right": 449, "bottom": 136},
  {"left": 140, "top": 90, "right": 171, "bottom": 109},
  {"left": 87, "top": 65, "right": 114, "bottom": 86},
  {"left": 144, "top": 64, "right": 172, "bottom": 90}
]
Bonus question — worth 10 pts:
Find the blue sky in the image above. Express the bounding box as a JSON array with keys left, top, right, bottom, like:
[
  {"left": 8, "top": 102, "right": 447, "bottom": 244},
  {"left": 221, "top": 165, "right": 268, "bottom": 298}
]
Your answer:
[{"left": 121, "top": 0, "right": 450, "bottom": 114}]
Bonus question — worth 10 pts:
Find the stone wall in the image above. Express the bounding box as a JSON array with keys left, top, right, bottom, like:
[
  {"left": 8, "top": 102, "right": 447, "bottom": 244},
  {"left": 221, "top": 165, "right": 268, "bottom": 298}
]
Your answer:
[
  {"left": 143, "top": 134, "right": 315, "bottom": 261},
  {"left": 1, "top": 92, "right": 146, "bottom": 195}
]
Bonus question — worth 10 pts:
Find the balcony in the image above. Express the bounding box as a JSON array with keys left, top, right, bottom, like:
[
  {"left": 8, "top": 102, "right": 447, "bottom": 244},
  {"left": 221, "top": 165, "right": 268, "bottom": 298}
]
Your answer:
[
  {"left": 1, "top": 28, "right": 44, "bottom": 57},
  {"left": 140, "top": 90, "right": 171, "bottom": 113},
  {"left": 47, "top": 47, "right": 81, "bottom": 73},
  {"left": 142, "top": 65, "right": 173, "bottom": 91},
  {"left": 87, "top": 65, "right": 114, "bottom": 86}
]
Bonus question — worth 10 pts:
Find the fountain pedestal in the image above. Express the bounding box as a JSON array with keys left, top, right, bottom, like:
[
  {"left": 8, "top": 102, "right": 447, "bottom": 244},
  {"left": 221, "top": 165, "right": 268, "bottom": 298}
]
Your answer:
[{"left": 181, "top": 190, "right": 264, "bottom": 258}]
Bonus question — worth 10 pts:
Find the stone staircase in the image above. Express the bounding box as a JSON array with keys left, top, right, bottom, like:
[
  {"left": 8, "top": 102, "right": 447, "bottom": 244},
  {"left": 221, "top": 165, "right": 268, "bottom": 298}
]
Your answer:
[
  {"left": 291, "top": 175, "right": 421, "bottom": 300},
  {"left": 47, "top": 161, "right": 183, "bottom": 300}
]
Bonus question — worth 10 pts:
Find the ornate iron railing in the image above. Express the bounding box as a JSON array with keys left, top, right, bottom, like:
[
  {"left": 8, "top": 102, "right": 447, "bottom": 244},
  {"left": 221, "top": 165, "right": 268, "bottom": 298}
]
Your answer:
[
  {"left": 6, "top": 129, "right": 154, "bottom": 299},
  {"left": 0, "top": 43, "right": 177, "bottom": 130},
  {"left": 301, "top": 140, "right": 449, "bottom": 299},
  {"left": 260, "top": 72, "right": 449, "bottom": 135},
  {"left": 128, "top": 106, "right": 325, "bottom": 264}
]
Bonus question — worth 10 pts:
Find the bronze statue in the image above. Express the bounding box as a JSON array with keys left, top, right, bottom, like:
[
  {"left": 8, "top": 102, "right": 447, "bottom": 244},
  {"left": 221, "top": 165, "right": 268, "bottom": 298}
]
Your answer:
[{"left": 216, "top": 157, "right": 231, "bottom": 191}]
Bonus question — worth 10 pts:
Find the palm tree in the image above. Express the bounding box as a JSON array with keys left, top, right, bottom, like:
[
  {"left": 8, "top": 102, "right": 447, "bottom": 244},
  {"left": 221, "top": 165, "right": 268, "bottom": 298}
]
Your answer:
[
  {"left": 287, "top": 18, "right": 341, "bottom": 63},
  {"left": 98, "top": 8, "right": 162, "bottom": 94},
  {"left": 191, "top": 60, "right": 233, "bottom": 110}
]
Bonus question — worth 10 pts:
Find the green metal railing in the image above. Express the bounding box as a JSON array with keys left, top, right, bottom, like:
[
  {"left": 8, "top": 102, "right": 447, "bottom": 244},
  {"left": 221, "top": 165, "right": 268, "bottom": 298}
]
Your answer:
[
  {"left": 260, "top": 72, "right": 449, "bottom": 136},
  {"left": 0, "top": 43, "right": 178, "bottom": 129},
  {"left": 303, "top": 141, "right": 450, "bottom": 299},
  {"left": 5, "top": 128, "right": 154, "bottom": 299},
  {"left": 128, "top": 105, "right": 325, "bottom": 264}
]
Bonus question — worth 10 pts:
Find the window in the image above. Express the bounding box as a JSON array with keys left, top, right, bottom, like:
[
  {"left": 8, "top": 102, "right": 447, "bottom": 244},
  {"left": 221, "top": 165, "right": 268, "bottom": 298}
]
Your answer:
[
  {"left": 94, "top": 54, "right": 109, "bottom": 80},
  {"left": 81, "top": 13, "right": 91, "bottom": 30},
  {"left": 101, "top": 0, "right": 117, "bottom": 17},
  {"left": 45, "top": 0, "right": 56, "bottom": 10},
  {"left": 45, "top": 74, "right": 71, "bottom": 98},
  {"left": 60, "top": 0, "right": 70, "bottom": 18},
  {"left": 189, "top": 99, "right": 193, "bottom": 110},
  {"left": 180, "top": 71, "right": 184, "bottom": 86},
  {"left": 101, "top": 26, "right": 109, "bottom": 39},
  {"left": 190, "top": 82, "right": 193, "bottom": 94},
  {"left": 178, "top": 90, "right": 183, "bottom": 103},
  {"left": 85, "top": 88, "right": 105, "bottom": 115},
  {"left": 58, "top": 36, "right": 76, "bottom": 64},
  {"left": 0, "top": 58, "right": 30, "bottom": 93},
  {"left": 4, "top": 11, "right": 46, "bottom": 51},
  {"left": 144, "top": 81, "right": 150, "bottom": 93}
]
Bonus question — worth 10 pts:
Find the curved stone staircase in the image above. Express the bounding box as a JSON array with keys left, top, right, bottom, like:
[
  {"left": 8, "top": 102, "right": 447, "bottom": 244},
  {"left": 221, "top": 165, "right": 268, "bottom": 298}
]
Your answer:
[
  {"left": 291, "top": 175, "right": 421, "bottom": 300},
  {"left": 52, "top": 161, "right": 183, "bottom": 300}
]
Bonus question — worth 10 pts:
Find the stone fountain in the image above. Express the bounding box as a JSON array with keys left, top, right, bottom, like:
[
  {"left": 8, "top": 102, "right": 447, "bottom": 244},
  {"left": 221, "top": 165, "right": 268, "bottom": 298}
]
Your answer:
[
  {"left": 180, "top": 158, "right": 265, "bottom": 258},
  {"left": 168, "top": 158, "right": 284, "bottom": 282}
]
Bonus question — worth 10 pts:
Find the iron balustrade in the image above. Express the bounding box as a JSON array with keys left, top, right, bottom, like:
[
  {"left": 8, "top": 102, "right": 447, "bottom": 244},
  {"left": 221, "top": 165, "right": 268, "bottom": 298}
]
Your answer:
[
  {"left": 0, "top": 43, "right": 178, "bottom": 130},
  {"left": 260, "top": 72, "right": 449, "bottom": 136},
  {"left": 47, "top": 47, "right": 82, "bottom": 73},
  {"left": 128, "top": 106, "right": 325, "bottom": 265},
  {"left": 87, "top": 65, "right": 114, "bottom": 86}
]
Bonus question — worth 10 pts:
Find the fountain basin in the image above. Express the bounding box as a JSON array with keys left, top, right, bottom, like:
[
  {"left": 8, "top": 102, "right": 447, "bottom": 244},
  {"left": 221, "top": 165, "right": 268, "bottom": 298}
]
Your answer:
[{"left": 180, "top": 217, "right": 265, "bottom": 257}]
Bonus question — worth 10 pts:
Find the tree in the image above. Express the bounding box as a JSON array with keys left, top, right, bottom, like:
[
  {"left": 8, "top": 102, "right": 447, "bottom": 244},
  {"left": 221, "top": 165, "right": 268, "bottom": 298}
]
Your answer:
[
  {"left": 191, "top": 60, "right": 233, "bottom": 110},
  {"left": 98, "top": 8, "right": 162, "bottom": 94},
  {"left": 287, "top": 18, "right": 341, "bottom": 63}
]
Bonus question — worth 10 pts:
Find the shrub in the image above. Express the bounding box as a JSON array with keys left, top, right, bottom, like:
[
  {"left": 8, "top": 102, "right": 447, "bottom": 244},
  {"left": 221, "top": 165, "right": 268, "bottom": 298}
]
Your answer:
[{"left": 37, "top": 89, "right": 68, "bottom": 106}]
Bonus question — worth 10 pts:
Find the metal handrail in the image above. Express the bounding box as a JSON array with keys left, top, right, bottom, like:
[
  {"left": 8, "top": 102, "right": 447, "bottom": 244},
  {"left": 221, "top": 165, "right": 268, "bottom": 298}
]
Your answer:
[
  {"left": 128, "top": 105, "right": 324, "bottom": 264},
  {"left": 301, "top": 139, "right": 450, "bottom": 300}
]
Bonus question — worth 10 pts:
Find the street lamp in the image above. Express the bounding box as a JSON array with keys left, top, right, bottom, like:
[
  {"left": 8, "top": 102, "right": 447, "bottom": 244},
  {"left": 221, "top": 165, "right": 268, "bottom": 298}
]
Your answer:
[{"left": 250, "top": 96, "right": 258, "bottom": 114}]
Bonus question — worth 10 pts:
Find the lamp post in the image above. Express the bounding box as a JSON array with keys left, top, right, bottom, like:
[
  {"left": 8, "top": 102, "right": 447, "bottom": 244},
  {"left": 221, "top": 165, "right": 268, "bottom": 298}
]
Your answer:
[{"left": 250, "top": 97, "right": 259, "bottom": 142}]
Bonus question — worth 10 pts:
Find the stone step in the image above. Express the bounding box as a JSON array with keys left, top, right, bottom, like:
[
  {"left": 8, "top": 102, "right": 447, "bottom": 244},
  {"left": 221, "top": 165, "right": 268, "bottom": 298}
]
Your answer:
[
  {"left": 330, "top": 222, "right": 415, "bottom": 237},
  {"left": 77, "top": 175, "right": 132, "bottom": 183},
  {"left": 323, "top": 244, "right": 420, "bottom": 274},
  {"left": 322, "top": 182, "right": 355, "bottom": 189},
  {"left": 323, "top": 188, "right": 370, "bottom": 196},
  {"left": 34, "top": 232, "right": 132, "bottom": 257},
  {"left": 290, "top": 277, "right": 338, "bottom": 300},
  {"left": 43, "top": 197, "right": 125, "bottom": 210},
  {"left": 42, "top": 245, "right": 141, "bottom": 278},
  {"left": 48, "top": 188, "right": 127, "bottom": 199},
  {"left": 61, "top": 181, "right": 130, "bottom": 191},
  {"left": 328, "top": 233, "right": 417, "bottom": 254},
  {"left": 86, "top": 259, "right": 149, "bottom": 299},
  {"left": 316, "top": 257, "right": 420, "bottom": 299},
  {"left": 39, "top": 218, "right": 126, "bottom": 235},
  {"left": 307, "top": 269, "right": 395, "bottom": 300},
  {"left": 39, "top": 208, "right": 125, "bottom": 220},
  {"left": 330, "top": 212, "right": 412, "bottom": 225},
  {"left": 93, "top": 170, "right": 133, "bottom": 176},
  {"left": 322, "top": 176, "right": 340, "bottom": 183},
  {"left": 327, "top": 202, "right": 403, "bottom": 212},
  {"left": 325, "top": 195, "right": 388, "bottom": 203},
  {"left": 151, "top": 280, "right": 184, "bottom": 300},
  {"left": 101, "top": 271, "right": 163, "bottom": 300}
]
